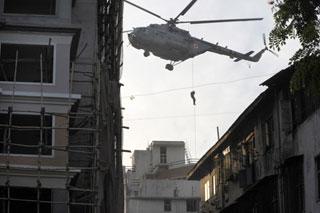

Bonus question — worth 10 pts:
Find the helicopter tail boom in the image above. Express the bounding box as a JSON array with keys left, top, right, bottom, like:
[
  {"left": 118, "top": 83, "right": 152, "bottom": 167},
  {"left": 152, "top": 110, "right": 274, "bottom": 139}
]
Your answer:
[
  {"left": 248, "top": 48, "right": 267, "bottom": 62},
  {"left": 234, "top": 51, "right": 255, "bottom": 62},
  {"left": 206, "top": 41, "right": 267, "bottom": 63}
]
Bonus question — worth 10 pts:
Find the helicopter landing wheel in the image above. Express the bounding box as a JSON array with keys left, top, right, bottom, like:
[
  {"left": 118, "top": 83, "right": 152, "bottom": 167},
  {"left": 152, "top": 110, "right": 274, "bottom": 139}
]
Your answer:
[
  {"left": 165, "top": 64, "right": 174, "bottom": 71},
  {"left": 143, "top": 51, "right": 150, "bottom": 57}
]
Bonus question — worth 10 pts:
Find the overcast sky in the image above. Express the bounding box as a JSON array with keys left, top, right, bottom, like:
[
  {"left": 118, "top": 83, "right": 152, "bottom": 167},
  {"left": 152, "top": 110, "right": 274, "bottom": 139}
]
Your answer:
[{"left": 121, "top": 0, "right": 300, "bottom": 167}]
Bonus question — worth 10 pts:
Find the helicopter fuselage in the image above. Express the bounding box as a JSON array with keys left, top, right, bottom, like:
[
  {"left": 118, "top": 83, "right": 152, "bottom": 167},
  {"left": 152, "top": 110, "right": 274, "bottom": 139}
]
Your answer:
[
  {"left": 128, "top": 24, "right": 209, "bottom": 61},
  {"left": 124, "top": 0, "right": 267, "bottom": 70}
]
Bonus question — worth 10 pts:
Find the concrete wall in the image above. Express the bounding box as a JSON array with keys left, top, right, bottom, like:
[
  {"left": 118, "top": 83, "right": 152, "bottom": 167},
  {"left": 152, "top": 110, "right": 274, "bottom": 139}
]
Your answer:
[
  {"left": 140, "top": 179, "right": 199, "bottom": 198},
  {"left": 132, "top": 150, "right": 151, "bottom": 179},
  {"left": 151, "top": 142, "right": 185, "bottom": 168},
  {"left": 294, "top": 108, "right": 320, "bottom": 213},
  {"left": 128, "top": 179, "right": 200, "bottom": 213},
  {"left": 0, "top": 0, "right": 73, "bottom": 26},
  {"left": 127, "top": 142, "right": 200, "bottom": 213},
  {"left": 128, "top": 199, "right": 194, "bottom": 213}
]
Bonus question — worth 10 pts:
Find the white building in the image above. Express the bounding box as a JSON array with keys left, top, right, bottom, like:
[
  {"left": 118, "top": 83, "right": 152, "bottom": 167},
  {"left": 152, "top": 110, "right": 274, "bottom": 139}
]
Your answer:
[{"left": 126, "top": 141, "right": 200, "bottom": 213}]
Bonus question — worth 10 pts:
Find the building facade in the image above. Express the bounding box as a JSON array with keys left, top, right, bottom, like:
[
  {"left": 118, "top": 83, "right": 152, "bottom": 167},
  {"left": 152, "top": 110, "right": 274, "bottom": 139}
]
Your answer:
[
  {"left": 126, "top": 141, "right": 200, "bottom": 213},
  {"left": 0, "top": 0, "right": 124, "bottom": 212},
  {"left": 188, "top": 67, "right": 320, "bottom": 213}
]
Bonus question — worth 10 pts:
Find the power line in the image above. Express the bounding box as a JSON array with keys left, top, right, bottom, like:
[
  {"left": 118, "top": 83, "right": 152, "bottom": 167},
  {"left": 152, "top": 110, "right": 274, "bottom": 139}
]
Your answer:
[
  {"left": 124, "top": 111, "right": 238, "bottom": 121},
  {"left": 122, "top": 72, "right": 276, "bottom": 99}
]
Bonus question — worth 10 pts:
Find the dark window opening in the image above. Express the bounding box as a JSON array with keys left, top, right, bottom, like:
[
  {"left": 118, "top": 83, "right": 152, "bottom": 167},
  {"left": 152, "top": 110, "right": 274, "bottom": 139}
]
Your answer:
[
  {"left": 241, "top": 133, "right": 255, "bottom": 168},
  {"left": 283, "top": 156, "right": 304, "bottom": 213},
  {"left": 4, "top": 0, "right": 56, "bottom": 15},
  {"left": 0, "top": 114, "right": 52, "bottom": 155},
  {"left": 316, "top": 155, "right": 320, "bottom": 199},
  {"left": 0, "top": 186, "right": 51, "bottom": 213},
  {"left": 164, "top": 199, "right": 171, "bottom": 212},
  {"left": 237, "top": 177, "right": 278, "bottom": 213},
  {"left": 0, "top": 43, "right": 53, "bottom": 83},
  {"left": 186, "top": 199, "right": 199, "bottom": 212},
  {"left": 160, "top": 146, "right": 167, "bottom": 164}
]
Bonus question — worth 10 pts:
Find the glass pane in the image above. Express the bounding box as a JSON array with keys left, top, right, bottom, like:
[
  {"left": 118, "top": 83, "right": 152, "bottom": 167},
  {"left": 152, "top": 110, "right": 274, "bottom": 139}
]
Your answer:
[{"left": 0, "top": 43, "right": 53, "bottom": 83}]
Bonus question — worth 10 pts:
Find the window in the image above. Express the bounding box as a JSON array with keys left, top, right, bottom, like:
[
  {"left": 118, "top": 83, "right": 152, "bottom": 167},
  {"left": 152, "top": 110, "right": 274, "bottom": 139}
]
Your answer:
[
  {"left": 0, "top": 114, "right": 53, "bottom": 155},
  {"left": 0, "top": 43, "right": 54, "bottom": 83},
  {"left": 4, "top": 0, "right": 56, "bottom": 15},
  {"left": 186, "top": 199, "right": 199, "bottom": 212},
  {"left": 316, "top": 155, "right": 320, "bottom": 199},
  {"left": 204, "top": 180, "right": 210, "bottom": 201},
  {"left": 263, "top": 116, "right": 274, "bottom": 150},
  {"left": 160, "top": 146, "right": 167, "bottom": 164},
  {"left": 223, "top": 146, "right": 231, "bottom": 179},
  {"left": 283, "top": 156, "right": 304, "bottom": 213},
  {"left": 164, "top": 199, "right": 171, "bottom": 212},
  {"left": 0, "top": 186, "right": 51, "bottom": 213},
  {"left": 241, "top": 133, "right": 255, "bottom": 168},
  {"left": 212, "top": 174, "right": 217, "bottom": 196}
]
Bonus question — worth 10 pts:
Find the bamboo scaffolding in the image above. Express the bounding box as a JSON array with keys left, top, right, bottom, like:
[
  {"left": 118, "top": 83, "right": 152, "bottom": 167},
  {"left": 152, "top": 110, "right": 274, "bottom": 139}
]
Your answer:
[{"left": 0, "top": 1, "right": 123, "bottom": 212}]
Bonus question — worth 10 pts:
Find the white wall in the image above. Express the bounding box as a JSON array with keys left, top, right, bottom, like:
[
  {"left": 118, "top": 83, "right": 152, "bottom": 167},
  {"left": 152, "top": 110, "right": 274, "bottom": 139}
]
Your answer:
[
  {"left": 151, "top": 142, "right": 185, "bottom": 168},
  {"left": 126, "top": 141, "right": 200, "bottom": 213},
  {"left": 128, "top": 199, "right": 193, "bottom": 213},
  {"left": 132, "top": 150, "right": 151, "bottom": 179},
  {"left": 140, "top": 179, "right": 199, "bottom": 198}
]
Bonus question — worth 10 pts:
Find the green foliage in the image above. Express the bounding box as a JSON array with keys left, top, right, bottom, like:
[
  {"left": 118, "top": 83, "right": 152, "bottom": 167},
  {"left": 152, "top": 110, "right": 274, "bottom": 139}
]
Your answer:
[
  {"left": 269, "top": 0, "right": 320, "bottom": 95},
  {"left": 291, "top": 55, "right": 320, "bottom": 95}
]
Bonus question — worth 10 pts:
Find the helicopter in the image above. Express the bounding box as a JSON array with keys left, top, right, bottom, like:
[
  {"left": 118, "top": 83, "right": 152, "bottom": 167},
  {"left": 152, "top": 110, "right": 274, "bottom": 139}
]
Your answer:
[{"left": 124, "top": 0, "right": 277, "bottom": 71}]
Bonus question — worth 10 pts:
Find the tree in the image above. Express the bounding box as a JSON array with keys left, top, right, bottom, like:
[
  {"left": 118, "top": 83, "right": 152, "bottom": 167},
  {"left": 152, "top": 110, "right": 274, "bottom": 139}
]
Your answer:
[{"left": 269, "top": 0, "right": 320, "bottom": 94}]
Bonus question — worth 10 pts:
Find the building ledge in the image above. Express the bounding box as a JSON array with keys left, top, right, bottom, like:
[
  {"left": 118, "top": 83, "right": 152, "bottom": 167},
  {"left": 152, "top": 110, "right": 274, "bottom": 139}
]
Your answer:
[
  {"left": 128, "top": 196, "right": 200, "bottom": 200},
  {"left": 0, "top": 90, "right": 81, "bottom": 113},
  {"left": 0, "top": 165, "right": 80, "bottom": 189}
]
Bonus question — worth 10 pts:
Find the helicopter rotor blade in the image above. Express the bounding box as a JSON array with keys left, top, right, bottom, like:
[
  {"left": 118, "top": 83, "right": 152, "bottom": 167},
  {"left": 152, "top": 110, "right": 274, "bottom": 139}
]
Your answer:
[
  {"left": 263, "top": 33, "right": 267, "bottom": 46},
  {"left": 173, "top": 0, "right": 198, "bottom": 23},
  {"left": 176, "top": 18, "right": 263, "bottom": 24},
  {"left": 124, "top": 0, "right": 169, "bottom": 23}
]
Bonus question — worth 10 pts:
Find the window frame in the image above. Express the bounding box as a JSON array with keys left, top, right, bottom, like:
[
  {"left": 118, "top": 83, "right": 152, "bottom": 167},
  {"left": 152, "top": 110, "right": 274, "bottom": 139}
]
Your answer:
[
  {"left": 160, "top": 146, "right": 167, "bottom": 164},
  {"left": 204, "top": 180, "right": 210, "bottom": 201},
  {"left": 0, "top": 112, "right": 55, "bottom": 158},
  {"left": 3, "top": 0, "right": 57, "bottom": 16},
  {"left": 212, "top": 174, "right": 217, "bottom": 196},
  {"left": 263, "top": 115, "right": 274, "bottom": 151},
  {"left": 223, "top": 146, "right": 232, "bottom": 179},
  {"left": 0, "top": 42, "right": 55, "bottom": 85}
]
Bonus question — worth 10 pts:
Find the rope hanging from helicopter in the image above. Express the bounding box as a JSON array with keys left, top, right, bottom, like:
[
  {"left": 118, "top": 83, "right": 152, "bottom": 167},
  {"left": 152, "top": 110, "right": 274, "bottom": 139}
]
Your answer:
[{"left": 190, "top": 58, "right": 197, "bottom": 157}]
